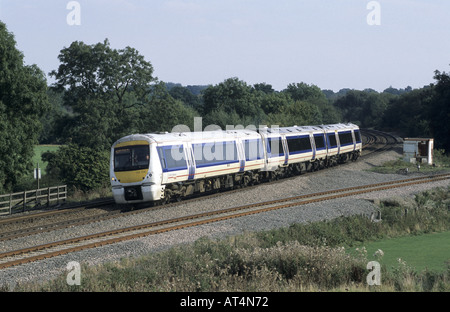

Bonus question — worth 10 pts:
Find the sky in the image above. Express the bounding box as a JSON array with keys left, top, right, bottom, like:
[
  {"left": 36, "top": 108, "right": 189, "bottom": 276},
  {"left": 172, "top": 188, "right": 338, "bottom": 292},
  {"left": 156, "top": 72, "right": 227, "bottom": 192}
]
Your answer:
[{"left": 1, "top": 0, "right": 449, "bottom": 92}]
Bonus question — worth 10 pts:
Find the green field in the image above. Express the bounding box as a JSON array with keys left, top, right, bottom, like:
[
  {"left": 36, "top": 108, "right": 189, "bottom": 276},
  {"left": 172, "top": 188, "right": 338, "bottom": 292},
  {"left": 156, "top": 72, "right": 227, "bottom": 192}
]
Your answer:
[
  {"left": 353, "top": 231, "right": 450, "bottom": 273},
  {"left": 32, "top": 145, "right": 60, "bottom": 174}
]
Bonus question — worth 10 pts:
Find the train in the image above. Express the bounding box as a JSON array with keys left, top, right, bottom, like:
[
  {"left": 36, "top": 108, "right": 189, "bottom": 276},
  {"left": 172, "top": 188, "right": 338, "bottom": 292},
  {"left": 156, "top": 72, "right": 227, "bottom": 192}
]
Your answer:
[{"left": 110, "top": 123, "right": 362, "bottom": 205}]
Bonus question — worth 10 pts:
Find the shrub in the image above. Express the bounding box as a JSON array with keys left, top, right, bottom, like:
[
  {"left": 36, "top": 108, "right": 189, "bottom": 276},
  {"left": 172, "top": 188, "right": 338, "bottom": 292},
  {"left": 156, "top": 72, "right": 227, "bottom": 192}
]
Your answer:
[{"left": 42, "top": 143, "right": 110, "bottom": 191}]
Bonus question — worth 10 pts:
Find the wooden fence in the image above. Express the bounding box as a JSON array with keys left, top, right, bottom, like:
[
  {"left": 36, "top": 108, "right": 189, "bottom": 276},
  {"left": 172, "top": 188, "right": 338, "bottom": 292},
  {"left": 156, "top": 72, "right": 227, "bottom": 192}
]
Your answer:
[{"left": 0, "top": 185, "right": 67, "bottom": 216}]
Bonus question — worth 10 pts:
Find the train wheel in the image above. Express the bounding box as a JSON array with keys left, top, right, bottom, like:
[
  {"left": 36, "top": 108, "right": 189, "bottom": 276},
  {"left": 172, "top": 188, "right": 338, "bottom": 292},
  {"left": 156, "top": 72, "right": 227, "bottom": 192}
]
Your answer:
[{"left": 163, "top": 191, "right": 171, "bottom": 204}]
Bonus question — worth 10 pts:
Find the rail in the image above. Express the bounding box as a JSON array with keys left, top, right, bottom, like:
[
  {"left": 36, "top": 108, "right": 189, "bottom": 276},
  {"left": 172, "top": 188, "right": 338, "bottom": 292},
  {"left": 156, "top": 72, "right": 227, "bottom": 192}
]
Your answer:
[
  {"left": 0, "top": 185, "right": 67, "bottom": 216},
  {"left": 1, "top": 173, "right": 449, "bottom": 269}
]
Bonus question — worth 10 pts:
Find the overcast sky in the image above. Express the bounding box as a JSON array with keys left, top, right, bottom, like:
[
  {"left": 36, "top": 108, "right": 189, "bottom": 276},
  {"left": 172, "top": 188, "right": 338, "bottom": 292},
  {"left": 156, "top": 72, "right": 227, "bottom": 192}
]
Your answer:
[{"left": 1, "top": 0, "right": 449, "bottom": 91}]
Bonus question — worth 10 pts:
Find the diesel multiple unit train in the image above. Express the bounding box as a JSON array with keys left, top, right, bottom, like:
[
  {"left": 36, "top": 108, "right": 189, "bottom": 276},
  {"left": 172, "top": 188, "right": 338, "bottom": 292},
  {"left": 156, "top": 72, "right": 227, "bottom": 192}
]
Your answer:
[{"left": 110, "top": 123, "right": 362, "bottom": 205}]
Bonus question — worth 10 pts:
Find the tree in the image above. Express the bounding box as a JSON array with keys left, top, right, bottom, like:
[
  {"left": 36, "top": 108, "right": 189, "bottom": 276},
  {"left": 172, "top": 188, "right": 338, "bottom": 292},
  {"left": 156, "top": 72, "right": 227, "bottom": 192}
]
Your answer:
[
  {"left": 266, "top": 100, "right": 322, "bottom": 127},
  {"left": 333, "top": 90, "right": 389, "bottom": 127},
  {"left": 381, "top": 87, "right": 433, "bottom": 137},
  {"left": 202, "top": 78, "right": 261, "bottom": 119},
  {"left": 138, "top": 82, "right": 197, "bottom": 133},
  {"left": 259, "top": 92, "right": 291, "bottom": 115},
  {"left": 284, "top": 82, "right": 324, "bottom": 101},
  {"left": 49, "top": 39, "right": 156, "bottom": 150},
  {"left": 429, "top": 69, "right": 450, "bottom": 151},
  {"left": 283, "top": 82, "right": 340, "bottom": 123},
  {"left": 0, "top": 22, "right": 48, "bottom": 192},
  {"left": 253, "top": 82, "right": 275, "bottom": 94},
  {"left": 42, "top": 144, "right": 109, "bottom": 191},
  {"left": 168, "top": 85, "right": 203, "bottom": 113},
  {"left": 39, "top": 88, "right": 72, "bottom": 144}
]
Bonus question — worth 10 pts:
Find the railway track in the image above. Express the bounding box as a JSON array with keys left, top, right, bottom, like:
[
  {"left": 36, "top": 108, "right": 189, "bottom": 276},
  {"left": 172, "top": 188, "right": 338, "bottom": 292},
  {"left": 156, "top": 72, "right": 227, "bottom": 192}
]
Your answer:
[
  {"left": 1, "top": 172, "right": 448, "bottom": 270},
  {"left": 360, "top": 129, "right": 400, "bottom": 157},
  {"left": 0, "top": 199, "right": 116, "bottom": 241},
  {"left": 0, "top": 130, "right": 398, "bottom": 242},
  {"left": 0, "top": 129, "right": 400, "bottom": 242}
]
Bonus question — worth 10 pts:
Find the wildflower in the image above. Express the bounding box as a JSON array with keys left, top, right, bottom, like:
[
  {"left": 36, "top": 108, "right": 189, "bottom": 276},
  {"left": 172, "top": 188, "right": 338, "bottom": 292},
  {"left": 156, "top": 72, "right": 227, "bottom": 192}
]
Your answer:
[{"left": 373, "top": 249, "right": 384, "bottom": 259}]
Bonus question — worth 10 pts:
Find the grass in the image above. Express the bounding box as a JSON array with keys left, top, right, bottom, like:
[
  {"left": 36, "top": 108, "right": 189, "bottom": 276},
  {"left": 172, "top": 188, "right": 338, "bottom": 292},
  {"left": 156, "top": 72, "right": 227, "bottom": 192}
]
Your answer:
[
  {"left": 32, "top": 145, "right": 60, "bottom": 174},
  {"left": 352, "top": 231, "right": 450, "bottom": 273},
  {"left": 368, "top": 149, "right": 450, "bottom": 174},
  {"left": 10, "top": 145, "right": 62, "bottom": 192}
]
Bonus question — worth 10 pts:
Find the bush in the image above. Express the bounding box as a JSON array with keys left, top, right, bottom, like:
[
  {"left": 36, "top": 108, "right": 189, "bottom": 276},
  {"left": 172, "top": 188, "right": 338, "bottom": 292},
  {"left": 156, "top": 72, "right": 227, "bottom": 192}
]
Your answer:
[{"left": 42, "top": 143, "right": 110, "bottom": 191}]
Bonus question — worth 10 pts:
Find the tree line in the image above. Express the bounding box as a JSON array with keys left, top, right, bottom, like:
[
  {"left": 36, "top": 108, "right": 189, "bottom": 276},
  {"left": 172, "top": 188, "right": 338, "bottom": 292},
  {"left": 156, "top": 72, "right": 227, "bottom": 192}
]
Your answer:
[{"left": 1, "top": 21, "right": 449, "bottom": 193}]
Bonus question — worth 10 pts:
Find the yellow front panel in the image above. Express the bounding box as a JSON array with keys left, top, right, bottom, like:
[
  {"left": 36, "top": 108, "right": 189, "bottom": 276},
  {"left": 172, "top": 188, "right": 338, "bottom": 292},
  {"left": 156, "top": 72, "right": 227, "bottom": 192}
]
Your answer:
[
  {"left": 115, "top": 140, "right": 149, "bottom": 148},
  {"left": 115, "top": 169, "right": 148, "bottom": 183}
]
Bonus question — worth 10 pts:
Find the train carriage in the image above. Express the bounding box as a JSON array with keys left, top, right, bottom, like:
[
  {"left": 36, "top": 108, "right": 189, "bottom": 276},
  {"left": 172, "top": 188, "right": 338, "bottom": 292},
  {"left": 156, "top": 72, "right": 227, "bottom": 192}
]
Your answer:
[
  {"left": 318, "top": 123, "right": 361, "bottom": 165},
  {"left": 287, "top": 125, "right": 327, "bottom": 168}
]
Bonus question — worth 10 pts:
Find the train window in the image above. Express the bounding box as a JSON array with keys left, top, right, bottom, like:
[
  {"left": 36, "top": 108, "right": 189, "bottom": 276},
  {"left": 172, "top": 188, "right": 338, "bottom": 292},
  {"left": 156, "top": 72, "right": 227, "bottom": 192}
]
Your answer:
[
  {"left": 267, "top": 138, "right": 284, "bottom": 157},
  {"left": 338, "top": 131, "right": 354, "bottom": 146},
  {"left": 114, "top": 145, "right": 149, "bottom": 172},
  {"left": 354, "top": 130, "right": 361, "bottom": 143},
  {"left": 244, "top": 139, "right": 264, "bottom": 161},
  {"left": 314, "top": 134, "right": 326, "bottom": 150},
  {"left": 157, "top": 145, "right": 187, "bottom": 172},
  {"left": 327, "top": 133, "right": 337, "bottom": 148},
  {"left": 286, "top": 135, "right": 311, "bottom": 154},
  {"left": 193, "top": 141, "right": 238, "bottom": 167}
]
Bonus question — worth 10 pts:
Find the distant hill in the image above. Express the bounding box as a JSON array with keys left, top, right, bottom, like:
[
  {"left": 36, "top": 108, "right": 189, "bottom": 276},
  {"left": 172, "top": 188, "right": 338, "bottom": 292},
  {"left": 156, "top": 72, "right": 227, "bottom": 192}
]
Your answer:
[{"left": 164, "top": 82, "right": 210, "bottom": 95}]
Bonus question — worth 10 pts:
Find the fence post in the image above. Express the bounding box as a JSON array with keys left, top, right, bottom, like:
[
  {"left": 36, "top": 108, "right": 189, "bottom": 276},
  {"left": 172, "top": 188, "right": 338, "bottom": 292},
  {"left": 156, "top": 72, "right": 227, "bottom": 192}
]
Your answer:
[
  {"left": 9, "top": 193, "right": 12, "bottom": 215},
  {"left": 47, "top": 187, "right": 51, "bottom": 207}
]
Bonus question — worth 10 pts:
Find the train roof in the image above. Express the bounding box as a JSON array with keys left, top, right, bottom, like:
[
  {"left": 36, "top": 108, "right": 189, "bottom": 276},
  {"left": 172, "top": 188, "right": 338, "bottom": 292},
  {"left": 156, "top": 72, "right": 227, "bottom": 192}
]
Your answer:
[
  {"left": 258, "top": 123, "right": 359, "bottom": 135},
  {"left": 258, "top": 125, "right": 323, "bottom": 135},
  {"left": 318, "top": 123, "right": 360, "bottom": 131},
  {"left": 112, "top": 129, "right": 260, "bottom": 146},
  {"left": 112, "top": 123, "right": 360, "bottom": 147}
]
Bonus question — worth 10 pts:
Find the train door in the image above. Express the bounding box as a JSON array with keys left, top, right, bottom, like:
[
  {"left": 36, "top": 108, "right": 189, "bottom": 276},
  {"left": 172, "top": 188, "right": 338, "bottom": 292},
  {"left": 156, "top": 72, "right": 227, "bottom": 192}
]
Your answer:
[
  {"left": 258, "top": 132, "right": 271, "bottom": 171},
  {"left": 185, "top": 144, "right": 196, "bottom": 180},
  {"left": 281, "top": 134, "right": 288, "bottom": 166},
  {"left": 351, "top": 130, "right": 356, "bottom": 152},
  {"left": 236, "top": 139, "right": 246, "bottom": 172},
  {"left": 310, "top": 133, "right": 316, "bottom": 161},
  {"left": 336, "top": 131, "right": 341, "bottom": 156}
]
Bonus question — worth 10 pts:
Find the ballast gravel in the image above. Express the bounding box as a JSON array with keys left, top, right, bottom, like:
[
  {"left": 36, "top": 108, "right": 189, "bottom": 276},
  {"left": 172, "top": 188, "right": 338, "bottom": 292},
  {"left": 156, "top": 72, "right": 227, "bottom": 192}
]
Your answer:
[{"left": 0, "top": 144, "right": 449, "bottom": 290}]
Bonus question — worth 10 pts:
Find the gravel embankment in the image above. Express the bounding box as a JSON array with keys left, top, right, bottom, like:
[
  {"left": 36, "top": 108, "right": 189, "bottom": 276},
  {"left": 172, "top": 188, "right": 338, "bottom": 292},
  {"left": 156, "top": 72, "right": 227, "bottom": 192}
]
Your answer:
[{"left": 0, "top": 145, "right": 448, "bottom": 289}]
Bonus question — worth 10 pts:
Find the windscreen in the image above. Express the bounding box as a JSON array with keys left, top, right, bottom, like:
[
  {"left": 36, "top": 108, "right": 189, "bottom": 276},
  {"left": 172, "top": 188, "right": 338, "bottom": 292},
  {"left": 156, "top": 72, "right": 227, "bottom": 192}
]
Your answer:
[{"left": 114, "top": 145, "right": 150, "bottom": 172}]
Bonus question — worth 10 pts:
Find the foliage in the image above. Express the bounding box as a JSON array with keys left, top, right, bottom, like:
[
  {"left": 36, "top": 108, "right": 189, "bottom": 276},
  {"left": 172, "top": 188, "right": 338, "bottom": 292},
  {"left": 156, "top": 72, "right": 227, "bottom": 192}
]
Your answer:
[
  {"left": 42, "top": 143, "right": 109, "bottom": 191},
  {"left": 38, "top": 89, "right": 72, "bottom": 144},
  {"left": 333, "top": 90, "right": 391, "bottom": 127},
  {"left": 429, "top": 70, "right": 450, "bottom": 151},
  {"left": 138, "top": 82, "right": 198, "bottom": 133},
  {"left": 266, "top": 100, "right": 322, "bottom": 127},
  {"left": 0, "top": 21, "right": 49, "bottom": 193},
  {"left": 168, "top": 84, "right": 204, "bottom": 113},
  {"left": 202, "top": 77, "right": 266, "bottom": 127},
  {"left": 202, "top": 77, "right": 258, "bottom": 118},
  {"left": 283, "top": 82, "right": 340, "bottom": 123},
  {"left": 49, "top": 39, "right": 156, "bottom": 150},
  {"left": 381, "top": 87, "right": 434, "bottom": 137}
]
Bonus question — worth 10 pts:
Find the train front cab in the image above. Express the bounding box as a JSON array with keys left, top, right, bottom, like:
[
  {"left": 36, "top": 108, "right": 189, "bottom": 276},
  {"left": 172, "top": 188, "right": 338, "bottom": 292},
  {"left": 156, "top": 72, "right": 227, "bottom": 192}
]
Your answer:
[{"left": 110, "top": 137, "right": 163, "bottom": 204}]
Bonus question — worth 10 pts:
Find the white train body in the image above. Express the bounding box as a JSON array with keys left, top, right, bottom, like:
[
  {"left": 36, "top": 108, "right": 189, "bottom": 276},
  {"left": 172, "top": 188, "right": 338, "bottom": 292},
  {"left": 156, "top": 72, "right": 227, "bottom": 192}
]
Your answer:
[{"left": 110, "top": 123, "right": 362, "bottom": 205}]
